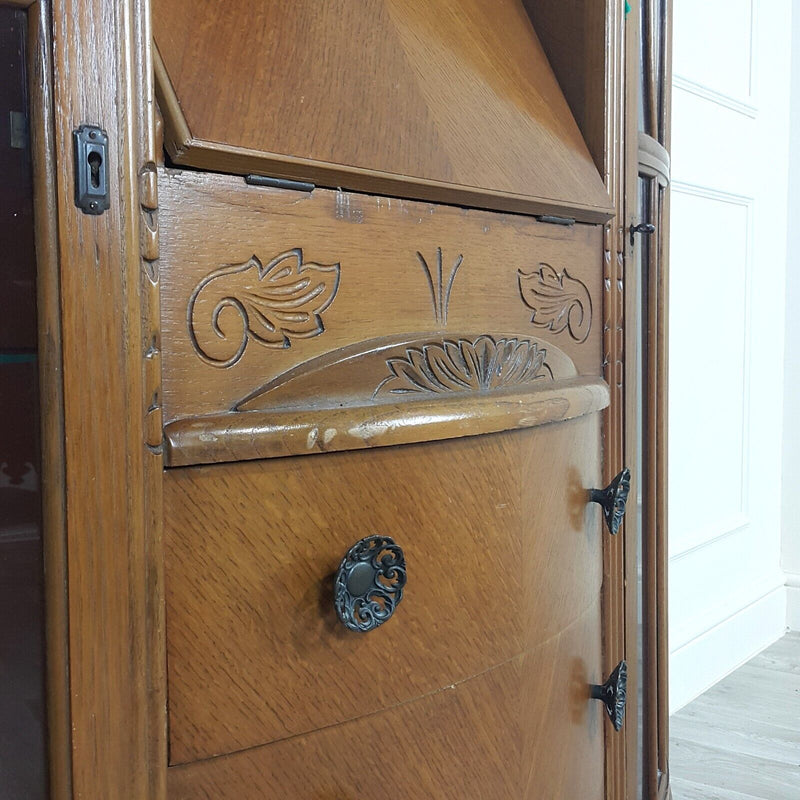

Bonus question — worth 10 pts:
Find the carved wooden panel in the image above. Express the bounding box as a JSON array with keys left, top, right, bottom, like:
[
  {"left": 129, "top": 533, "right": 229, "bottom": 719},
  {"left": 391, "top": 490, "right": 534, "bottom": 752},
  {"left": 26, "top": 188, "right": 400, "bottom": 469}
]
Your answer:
[
  {"left": 164, "top": 414, "right": 603, "bottom": 765},
  {"left": 158, "top": 169, "right": 604, "bottom": 463}
]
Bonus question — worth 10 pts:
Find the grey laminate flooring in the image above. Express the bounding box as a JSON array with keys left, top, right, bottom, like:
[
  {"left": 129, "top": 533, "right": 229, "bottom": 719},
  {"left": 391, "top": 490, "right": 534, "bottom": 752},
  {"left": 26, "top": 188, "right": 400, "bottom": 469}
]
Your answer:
[{"left": 670, "top": 632, "right": 800, "bottom": 800}]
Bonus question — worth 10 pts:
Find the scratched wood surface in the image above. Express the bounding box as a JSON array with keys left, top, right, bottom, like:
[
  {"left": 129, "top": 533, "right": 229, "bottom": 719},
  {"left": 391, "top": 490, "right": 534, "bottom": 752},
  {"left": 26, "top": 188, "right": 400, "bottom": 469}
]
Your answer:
[
  {"left": 158, "top": 168, "right": 604, "bottom": 464},
  {"left": 152, "top": 0, "right": 612, "bottom": 222},
  {"left": 164, "top": 414, "right": 604, "bottom": 765},
  {"left": 164, "top": 375, "right": 610, "bottom": 466}
]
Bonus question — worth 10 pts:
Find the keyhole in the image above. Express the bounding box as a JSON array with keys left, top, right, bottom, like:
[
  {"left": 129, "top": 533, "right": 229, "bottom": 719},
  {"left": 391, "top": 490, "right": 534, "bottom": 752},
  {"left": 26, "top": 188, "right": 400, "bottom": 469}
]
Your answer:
[{"left": 87, "top": 150, "right": 102, "bottom": 189}]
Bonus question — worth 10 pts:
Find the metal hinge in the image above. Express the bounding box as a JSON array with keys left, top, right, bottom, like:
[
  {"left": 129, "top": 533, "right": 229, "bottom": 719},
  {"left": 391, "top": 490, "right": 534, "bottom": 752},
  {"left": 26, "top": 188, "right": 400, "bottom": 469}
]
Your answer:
[
  {"left": 73, "top": 124, "right": 110, "bottom": 215},
  {"left": 245, "top": 174, "right": 315, "bottom": 192},
  {"left": 629, "top": 222, "right": 656, "bottom": 246},
  {"left": 535, "top": 214, "right": 576, "bottom": 227}
]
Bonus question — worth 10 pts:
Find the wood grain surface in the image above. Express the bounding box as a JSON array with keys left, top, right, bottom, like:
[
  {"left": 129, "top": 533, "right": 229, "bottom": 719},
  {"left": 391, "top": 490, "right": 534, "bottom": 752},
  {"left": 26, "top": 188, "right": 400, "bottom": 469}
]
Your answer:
[
  {"left": 152, "top": 0, "right": 613, "bottom": 221},
  {"left": 28, "top": 0, "right": 646, "bottom": 795},
  {"left": 47, "top": 0, "right": 167, "bottom": 796},
  {"left": 522, "top": 0, "right": 609, "bottom": 176},
  {"left": 164, "top": 376, "right": 610, "bottom": 466},
  {"left": 166, "top": 597, "right": 605, "bottom": 799},
  {"left": 158, "top": 168, "right": 603, "bottom": 430},
  {"left": 164, "top": 414, "right": 603, "bottom": 764},
  {"left": 27, "top": 2, "right": 71, "bottom": 797}
]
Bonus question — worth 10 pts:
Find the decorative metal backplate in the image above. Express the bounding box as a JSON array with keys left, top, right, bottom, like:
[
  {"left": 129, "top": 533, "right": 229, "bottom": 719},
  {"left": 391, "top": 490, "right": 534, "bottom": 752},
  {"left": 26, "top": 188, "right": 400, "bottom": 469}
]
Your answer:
[
  {"left": 334, "top": 535, "right": 407, "bottom": 633},
  {"left": 591, "top": 660, "right": 628, "bottom": 731},
  {"left": 589, "top": 467, "right": 631, "bottom": 535}
]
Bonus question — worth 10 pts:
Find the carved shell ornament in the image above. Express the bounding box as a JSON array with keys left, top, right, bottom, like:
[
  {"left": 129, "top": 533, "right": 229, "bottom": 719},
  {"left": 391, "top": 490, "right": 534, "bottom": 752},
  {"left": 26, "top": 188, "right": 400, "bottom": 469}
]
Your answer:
[
  {"left": 187, "top": 249, "right": 340, "bottom": 367},
  {"left": 518, "top": 264, "right": 592, "bottom": 343},
  {"left": 374, "top": 335, "right": 550, "bottom": 398}
]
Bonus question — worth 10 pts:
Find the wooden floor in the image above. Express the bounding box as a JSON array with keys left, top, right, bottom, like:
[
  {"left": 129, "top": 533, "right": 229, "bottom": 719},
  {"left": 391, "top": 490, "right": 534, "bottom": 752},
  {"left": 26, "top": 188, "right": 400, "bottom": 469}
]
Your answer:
[{"left": 670, "top": 632, "right": 800, "bottom": 800}]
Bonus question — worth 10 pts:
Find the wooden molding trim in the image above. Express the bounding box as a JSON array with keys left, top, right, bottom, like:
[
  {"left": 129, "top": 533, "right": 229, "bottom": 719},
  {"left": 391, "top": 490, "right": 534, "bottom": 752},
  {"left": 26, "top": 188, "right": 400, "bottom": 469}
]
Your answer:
[
  {"left": 48, "top": 0, "right": 166, "bottom": 795},
  {"left": 600, "top": 1, "right": 628, "bottom": 798},
  {"left": 638, "top": 132, "right": 671, "bottom": 185},
  {"left": 164, "top": 376, "right": 610, "bottom": 466},
  {"left": 28, "top": 1, "right": 71, "bottom": 797},
  {"left": 152, "top": 43, "right": 190, "bottom": 147}
]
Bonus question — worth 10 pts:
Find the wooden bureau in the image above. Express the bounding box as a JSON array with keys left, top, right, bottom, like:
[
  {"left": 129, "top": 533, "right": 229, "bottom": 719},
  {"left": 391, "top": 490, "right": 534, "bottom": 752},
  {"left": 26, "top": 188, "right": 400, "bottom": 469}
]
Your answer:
[
  {"left": 21, "top": 0, "right": 669, "bottom": 797},
  {"left": 155, "top": 168, "right": 614, "bottom": 795}
]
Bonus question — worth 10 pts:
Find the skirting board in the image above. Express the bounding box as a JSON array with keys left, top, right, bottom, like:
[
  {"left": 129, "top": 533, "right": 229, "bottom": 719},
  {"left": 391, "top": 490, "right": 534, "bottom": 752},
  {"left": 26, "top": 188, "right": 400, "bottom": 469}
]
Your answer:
[
  {"left": 669, "top": 584, "right": 787, "bottom": 714},
  {"left": 786, "top": 573, "right": 800, "bottom": 631}
]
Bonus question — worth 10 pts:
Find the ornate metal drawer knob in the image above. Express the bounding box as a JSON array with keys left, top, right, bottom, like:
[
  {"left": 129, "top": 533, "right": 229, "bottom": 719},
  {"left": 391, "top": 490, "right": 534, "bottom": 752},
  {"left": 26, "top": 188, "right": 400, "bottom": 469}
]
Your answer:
[
  {"left": 334, "top": 535, "right": 407, "bottom": 633},
  {"left": 589, "top": 467, "right": 631, "bottom": 535},
  {"left": 591, "top": 660, "right": 627, "bottom": 731}
]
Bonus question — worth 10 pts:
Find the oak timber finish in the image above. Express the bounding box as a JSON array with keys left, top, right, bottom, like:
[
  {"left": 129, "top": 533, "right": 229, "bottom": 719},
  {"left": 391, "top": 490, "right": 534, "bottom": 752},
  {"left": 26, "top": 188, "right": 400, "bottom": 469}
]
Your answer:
[
  {"left": 44, "top": 0, "right": 167, "bottom": 796},
  {"left": 164, "top": 414, "right": 603, "bottom": 765},
  {"left": 164, "top": 376, "right": 610, "bottom": 465},
  {"left": 167, "top": 599, "right": 604, "bottom": 800},
  {"left": 158, "top": 168, "right": 603, "bottom": 463},
  {"left": 152, "top": 0, "right": 613, "bottom": 222},
  {"left": 522, "top": 0, "right": 609, "bottom": 176},
  {"left": 32, "top": 0, "right": 644, "bottom": 795}
]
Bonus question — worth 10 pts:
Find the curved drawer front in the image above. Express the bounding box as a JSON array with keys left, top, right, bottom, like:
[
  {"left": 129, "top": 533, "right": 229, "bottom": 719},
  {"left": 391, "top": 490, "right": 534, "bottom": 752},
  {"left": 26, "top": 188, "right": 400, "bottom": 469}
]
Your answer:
[
  {"left": 167, "top": 600, "right": 605, "bottom": 800},
  {"left": 157, "top": 168, "right": 605, "bottom": 465},
  {"left": 165, "top": 413, "right": 603, "bottom": 765}
]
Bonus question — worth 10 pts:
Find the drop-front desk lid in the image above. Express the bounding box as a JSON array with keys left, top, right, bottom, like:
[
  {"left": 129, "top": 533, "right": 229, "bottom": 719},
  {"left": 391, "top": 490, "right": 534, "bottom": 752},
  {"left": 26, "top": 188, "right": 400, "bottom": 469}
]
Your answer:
[{"left": 152, "top": 0, "right": 614, "bottom": 223}]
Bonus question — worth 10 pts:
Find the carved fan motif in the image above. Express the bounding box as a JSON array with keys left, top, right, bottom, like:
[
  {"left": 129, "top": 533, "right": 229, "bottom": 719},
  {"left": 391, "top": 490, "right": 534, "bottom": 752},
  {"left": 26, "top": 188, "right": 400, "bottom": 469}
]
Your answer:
[
  {"left": 517, "top": 264, "right": 592, "bottom": 343},
  {"left": 187, "top": 249, "right": 340, "bottom": 367},
  {"left": 374, "top": 335, "right": 549, "bottom": 398}
]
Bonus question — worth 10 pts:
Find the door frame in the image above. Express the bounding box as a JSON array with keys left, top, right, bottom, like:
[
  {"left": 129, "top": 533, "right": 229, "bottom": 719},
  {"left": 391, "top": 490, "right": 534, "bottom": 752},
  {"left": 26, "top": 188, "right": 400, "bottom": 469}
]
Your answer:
[
  {"left": 624, "top": 2, "right": 673, "bottom": 799},
  {"left": 19, "top": 0, "right": 167, "bottom": 796}
]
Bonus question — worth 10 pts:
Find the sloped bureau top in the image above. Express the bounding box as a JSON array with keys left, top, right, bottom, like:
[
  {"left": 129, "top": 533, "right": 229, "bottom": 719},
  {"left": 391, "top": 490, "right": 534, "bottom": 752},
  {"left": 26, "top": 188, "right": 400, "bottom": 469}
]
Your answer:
[
  {"left": 158, "top": 169, "right": 608, "bottom": 465},
  {"left": 152, "top": 0, "right": 613, "bottom": 222}
]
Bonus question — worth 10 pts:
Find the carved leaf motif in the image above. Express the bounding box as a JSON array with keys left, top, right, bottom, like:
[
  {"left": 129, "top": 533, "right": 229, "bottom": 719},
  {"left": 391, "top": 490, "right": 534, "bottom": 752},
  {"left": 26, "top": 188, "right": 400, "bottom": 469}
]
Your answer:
[
  {"left": 374, "top": 335, "right": 549, "bottom": 398},
  {"left": 187, "top": 249, "right": 340, "bottom": 367},
  {"left": 517, "top": 264, "right": 592, "bottom": 343}
]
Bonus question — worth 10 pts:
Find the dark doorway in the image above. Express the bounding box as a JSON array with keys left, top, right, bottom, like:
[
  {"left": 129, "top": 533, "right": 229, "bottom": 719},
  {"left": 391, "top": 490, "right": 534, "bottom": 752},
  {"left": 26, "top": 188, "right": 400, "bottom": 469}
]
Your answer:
[{"left": 0, "top": 6, "right": 49, "bottom": 798}]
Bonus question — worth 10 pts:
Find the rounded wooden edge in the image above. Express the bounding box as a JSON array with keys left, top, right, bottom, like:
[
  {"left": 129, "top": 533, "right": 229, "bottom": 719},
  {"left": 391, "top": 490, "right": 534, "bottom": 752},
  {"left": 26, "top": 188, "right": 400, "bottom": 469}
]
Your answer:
[
  {"left": 163, "top": 375, "right": 610, "bottom": 466},
  {"left": 638, "top": 132, "right": 670, "bottom": 186},
  {"left": 170, "top": 138, "right": 615, "bottom": 224}
]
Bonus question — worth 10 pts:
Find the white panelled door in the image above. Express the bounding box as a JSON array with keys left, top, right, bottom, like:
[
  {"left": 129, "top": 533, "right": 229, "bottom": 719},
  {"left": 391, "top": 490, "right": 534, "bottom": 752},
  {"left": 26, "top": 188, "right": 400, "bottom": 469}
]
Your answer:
[{"left": 668, "top": 0, "right": 790, "bottom": 712}]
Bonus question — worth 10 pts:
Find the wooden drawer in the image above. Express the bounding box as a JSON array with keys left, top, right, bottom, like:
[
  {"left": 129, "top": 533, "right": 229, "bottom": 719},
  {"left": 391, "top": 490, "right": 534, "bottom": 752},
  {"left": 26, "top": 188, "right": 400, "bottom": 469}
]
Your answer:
[
  {"left": 157, "top": 169, "right": 605, "bottom": 466},
  {"left": 165, "top": 413, "right": 605, "bottom": 775},
  {"left": 167, "top": 603, "right": 605, "bottom": 800},
  {"left": 158, "top": 165, "right": 613, "bottom": 794}
]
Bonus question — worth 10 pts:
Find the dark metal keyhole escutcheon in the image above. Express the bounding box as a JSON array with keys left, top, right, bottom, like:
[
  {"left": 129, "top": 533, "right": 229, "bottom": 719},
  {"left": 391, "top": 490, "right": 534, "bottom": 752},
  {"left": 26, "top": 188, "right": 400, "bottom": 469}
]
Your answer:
[
  {"left": 591, "top": 660, "right": 627, "bottom": 731},
  {"left": 73, "top": 124, "right": 110, "bottom": 215},
  {"left": 334, "top": 535, "right": 406, "bottom": 632},
  {"left": 589, "top": 467, "right": 631, "bottom": 535}
]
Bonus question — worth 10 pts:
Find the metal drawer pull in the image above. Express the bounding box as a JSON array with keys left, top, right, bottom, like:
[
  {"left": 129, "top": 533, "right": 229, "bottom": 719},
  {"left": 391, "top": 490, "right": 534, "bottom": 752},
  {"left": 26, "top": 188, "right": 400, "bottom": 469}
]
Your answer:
[
  {"left": 591, "top": 660, "right": 628, "bottom": 731},
  {"left": 589, "top": 467, "right": 631, "bottom": 535},
  {"left": 334, "top": 535, "right": 407, "bottom": 633}
]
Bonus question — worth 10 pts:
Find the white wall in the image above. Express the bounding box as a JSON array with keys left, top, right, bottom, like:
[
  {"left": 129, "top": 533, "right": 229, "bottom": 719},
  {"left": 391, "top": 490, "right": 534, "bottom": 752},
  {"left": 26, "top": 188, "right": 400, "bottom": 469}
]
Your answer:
[
  {"left": 783, "top": 3, "right": 800, "bottom": 632},
  {"left": 668, "top": 0, "right": 790, "bottom": 714}
]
